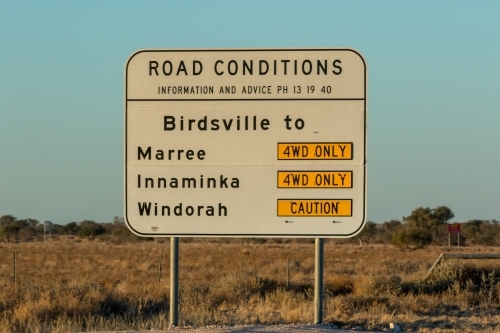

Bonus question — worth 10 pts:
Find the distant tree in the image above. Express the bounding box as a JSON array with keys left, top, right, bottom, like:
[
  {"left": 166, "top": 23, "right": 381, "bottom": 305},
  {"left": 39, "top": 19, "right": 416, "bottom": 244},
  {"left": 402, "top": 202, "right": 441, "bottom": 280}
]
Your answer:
[
  {"left": 391, "top": 228, "right": 433, "bottom": 249},
  {"left": 50, "top": 223, "right": 63, "bottom": 235},
  {"left": 0, "top": 215, "right": 20, "bottom": 242},
  {"left": 61, "top": 222, "right": 80, "bottom": 235},
  {"left": 77, "top": 220, "right": 105, "bottom": 240},
  {"left": 402, "top": 206, "right": 454, "bottom": 244},
  {"left": 106, "top": 216, "right": 144, "bottom": 243},
  {"left": 3, "top": 216, "right": 16, "bottom": 224},
  {"left": 383, "top": 220, "right": 402, "bottom": 233},
  {"left": 473, "top": 220, "right": 500, "bottom": 246},
  {"left": 381, "top": 220, "right": 402, "bottom": 243},
  {"left": 25, "top": 218, "right": 39, "bottom": 229},
  {"left": 100, "top": 222, "right": 113, "bottom": 235},
  {"left": 433, "top": 206, "right": 455, "bottom": 225},
  {"left": 113, "top": 216, "right": 125, "bottom": 225},
  {"left": 403, "top": 207, "right": 431, "bottom": 230},
  {"left": 17, "top": 218, "right": 39, "bottom": 241},
  {"left": 1, "top": 225, "right": 21, "bottom": 242},
  {"left": 358, "top": 221, "right": 377, "bottom": 244},
  {"left": 461, "top": 219, "right": 483, "bottom": 245},
  {"left": 111, "top": 223, "right": 142, "bottom": 243},
  {"left": 96, "top": 217, "right": 125, "bottom": 236}
]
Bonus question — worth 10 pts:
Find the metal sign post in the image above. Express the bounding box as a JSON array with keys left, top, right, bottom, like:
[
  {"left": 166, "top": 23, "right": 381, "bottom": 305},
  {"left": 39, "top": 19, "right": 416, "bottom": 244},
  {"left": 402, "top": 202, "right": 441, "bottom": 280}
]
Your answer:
[
  {"left": 314, "top": 238, "right": 324, "bottom": 324},
  {"left": 170, "top": 237, "right": 179, "bottom": 327}
]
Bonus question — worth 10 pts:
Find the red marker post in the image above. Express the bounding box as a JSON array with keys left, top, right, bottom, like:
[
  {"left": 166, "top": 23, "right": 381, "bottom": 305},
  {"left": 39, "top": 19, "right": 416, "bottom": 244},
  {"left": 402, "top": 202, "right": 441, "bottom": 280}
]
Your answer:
[{"left": 448, "top": 223, "right": 461, "bottom": 247}]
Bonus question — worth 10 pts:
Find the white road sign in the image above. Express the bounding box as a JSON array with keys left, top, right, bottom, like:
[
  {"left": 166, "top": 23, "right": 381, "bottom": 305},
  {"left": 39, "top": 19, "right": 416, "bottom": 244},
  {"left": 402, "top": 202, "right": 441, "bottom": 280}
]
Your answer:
[{"left": 125, "top": 48, "right": 367, "bottom": 237}]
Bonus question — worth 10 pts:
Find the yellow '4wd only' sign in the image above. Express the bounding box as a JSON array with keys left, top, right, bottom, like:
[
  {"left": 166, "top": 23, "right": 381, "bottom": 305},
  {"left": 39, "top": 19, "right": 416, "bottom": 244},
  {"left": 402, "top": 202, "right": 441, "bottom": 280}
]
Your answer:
[{"left": 125, "top": 48, "right": 367, "bottom": 237}]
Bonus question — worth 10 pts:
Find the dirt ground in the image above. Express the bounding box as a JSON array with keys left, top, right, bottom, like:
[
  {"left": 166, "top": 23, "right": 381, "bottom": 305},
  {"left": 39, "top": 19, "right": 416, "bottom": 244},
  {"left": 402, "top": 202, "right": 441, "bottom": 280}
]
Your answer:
[{"left": 92, "top": 323, "right": 388, "bottom": 333}]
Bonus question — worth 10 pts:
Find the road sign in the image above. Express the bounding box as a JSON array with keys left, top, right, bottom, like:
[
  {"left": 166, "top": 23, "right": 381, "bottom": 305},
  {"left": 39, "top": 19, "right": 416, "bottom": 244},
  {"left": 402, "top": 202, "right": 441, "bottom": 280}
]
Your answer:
[
  {"left": 448, "top": 223, "right": 461, "bottom": 234},
  {"left": 44, "top": 221, "right": 52, "bottom": 232},
  {"left": 125, "top": 48, "right": 367, "bottom": 237}
]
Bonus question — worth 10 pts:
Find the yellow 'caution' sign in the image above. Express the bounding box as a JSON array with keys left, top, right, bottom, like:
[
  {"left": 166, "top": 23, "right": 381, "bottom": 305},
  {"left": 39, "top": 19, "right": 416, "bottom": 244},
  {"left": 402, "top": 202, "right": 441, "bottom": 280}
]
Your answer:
[
  {"left": 277, "top": 199, "right": 352, "bottom": 216},
  {"left": 277, "top": 171, "right": 352, "bottom": 188},
  {"left": 278, "top": 143, "right": 353, "bottom": 160}
]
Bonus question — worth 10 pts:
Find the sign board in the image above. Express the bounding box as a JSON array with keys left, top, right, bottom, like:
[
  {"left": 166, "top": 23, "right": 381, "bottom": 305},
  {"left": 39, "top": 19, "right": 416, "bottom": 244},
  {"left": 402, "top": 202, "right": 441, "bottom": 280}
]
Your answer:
[
  {"left": 125, "top": 48, "right": 367, "bottom": 237},
  {"left": 448, "top": 223, "right": 461, "bottom": 234},
  {"left": 44, "top": 221, "right": 52, "bottom": 232}
]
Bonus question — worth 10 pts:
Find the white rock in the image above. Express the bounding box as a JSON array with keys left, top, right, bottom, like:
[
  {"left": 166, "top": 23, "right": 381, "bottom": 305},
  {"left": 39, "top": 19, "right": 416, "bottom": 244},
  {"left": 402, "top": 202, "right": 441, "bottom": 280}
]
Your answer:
[{"left": 390, "top": 322, "right": 401, "bottom": 332}]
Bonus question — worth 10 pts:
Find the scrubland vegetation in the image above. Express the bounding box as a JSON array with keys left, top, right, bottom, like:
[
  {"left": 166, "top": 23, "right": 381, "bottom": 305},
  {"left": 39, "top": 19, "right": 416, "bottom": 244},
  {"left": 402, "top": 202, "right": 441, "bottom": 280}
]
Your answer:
[
  {"left": 1, "top": 240, "right": 500, "bottom": 332},
  {"left": 1, "top": 207, "right": 500, "bottom": 332},
  {"left": 2, "top": 206, "right": 500, "bottom": 247}
]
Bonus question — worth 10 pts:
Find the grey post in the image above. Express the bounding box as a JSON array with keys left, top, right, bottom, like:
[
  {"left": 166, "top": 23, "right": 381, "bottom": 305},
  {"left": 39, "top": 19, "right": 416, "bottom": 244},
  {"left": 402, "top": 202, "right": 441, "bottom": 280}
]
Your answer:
[
  {"left": 158, "top": 254, "right": 162, "bottom": 285},
  {"left": 286, "top": 257, "right": 290, "bottom": 290},
  {"left": 314, "top": 238, "right": 324, "bottom": 324},
  {"left": 170, "top": 237, "right": 179, "bottom": 327},
  {"left": 14, "top": 252, "right": 17, "bottom": 292}
]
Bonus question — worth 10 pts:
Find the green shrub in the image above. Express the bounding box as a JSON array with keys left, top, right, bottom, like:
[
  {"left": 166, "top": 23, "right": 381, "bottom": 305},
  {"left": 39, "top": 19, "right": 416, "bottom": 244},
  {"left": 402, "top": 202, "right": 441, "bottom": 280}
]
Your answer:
[{"left": 391, "top": 228, "right": 432, "bottom": 249}]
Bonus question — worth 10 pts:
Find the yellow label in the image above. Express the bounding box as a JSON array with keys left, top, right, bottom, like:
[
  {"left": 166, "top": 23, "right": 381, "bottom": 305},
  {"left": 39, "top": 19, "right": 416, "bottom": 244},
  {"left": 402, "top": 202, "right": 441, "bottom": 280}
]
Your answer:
[
  {"left": 277, "top": 199, "right": 352, "bottom": 216},
  {"left": 278, "top": 143, "right": 353, "bottom": 160},
  {"left": 277, "top": 171, "right": 352, "bottom": 188}
]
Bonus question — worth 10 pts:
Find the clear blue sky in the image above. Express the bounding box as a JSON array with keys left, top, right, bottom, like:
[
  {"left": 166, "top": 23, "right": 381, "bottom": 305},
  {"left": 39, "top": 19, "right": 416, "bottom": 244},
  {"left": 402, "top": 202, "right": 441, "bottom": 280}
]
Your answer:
[{"left": 1, "top": 1, "right": 499, "bottom": 225}]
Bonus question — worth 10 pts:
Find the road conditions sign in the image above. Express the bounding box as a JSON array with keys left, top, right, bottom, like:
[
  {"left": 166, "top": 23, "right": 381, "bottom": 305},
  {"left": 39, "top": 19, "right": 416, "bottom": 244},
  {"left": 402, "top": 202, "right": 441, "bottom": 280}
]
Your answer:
[{"left": 125, "top": 48, "right": 367, "bottom": 237}]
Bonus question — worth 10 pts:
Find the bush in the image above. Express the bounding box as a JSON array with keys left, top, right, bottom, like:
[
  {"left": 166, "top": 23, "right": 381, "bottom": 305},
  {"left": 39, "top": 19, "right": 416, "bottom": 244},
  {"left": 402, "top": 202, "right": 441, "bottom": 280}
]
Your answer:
[
  {"left": 391, "top": 228, "right": 432, "bottom": 249},
  {"left": 110, "top": 224, "right": 142, "bottom": 243},
  {"left": 60, "top": 222, "right": 80, "bottom": 235},
  {"left": 77, "top": 221, "right": 105, "bottom": 240}
]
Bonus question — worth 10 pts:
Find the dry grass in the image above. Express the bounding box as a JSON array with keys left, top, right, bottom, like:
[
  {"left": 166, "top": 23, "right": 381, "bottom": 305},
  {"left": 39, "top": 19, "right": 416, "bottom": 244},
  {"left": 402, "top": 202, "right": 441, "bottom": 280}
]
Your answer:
[{"left": 1, "top": 239, "right": 500, "bottom": 332}]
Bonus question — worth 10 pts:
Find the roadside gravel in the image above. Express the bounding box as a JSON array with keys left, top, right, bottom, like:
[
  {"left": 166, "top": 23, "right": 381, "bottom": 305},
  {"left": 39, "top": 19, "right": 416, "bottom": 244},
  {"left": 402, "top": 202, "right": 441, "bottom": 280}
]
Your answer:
[{"left": 90, "top": 323, "right": 389, "bottom": 333}]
